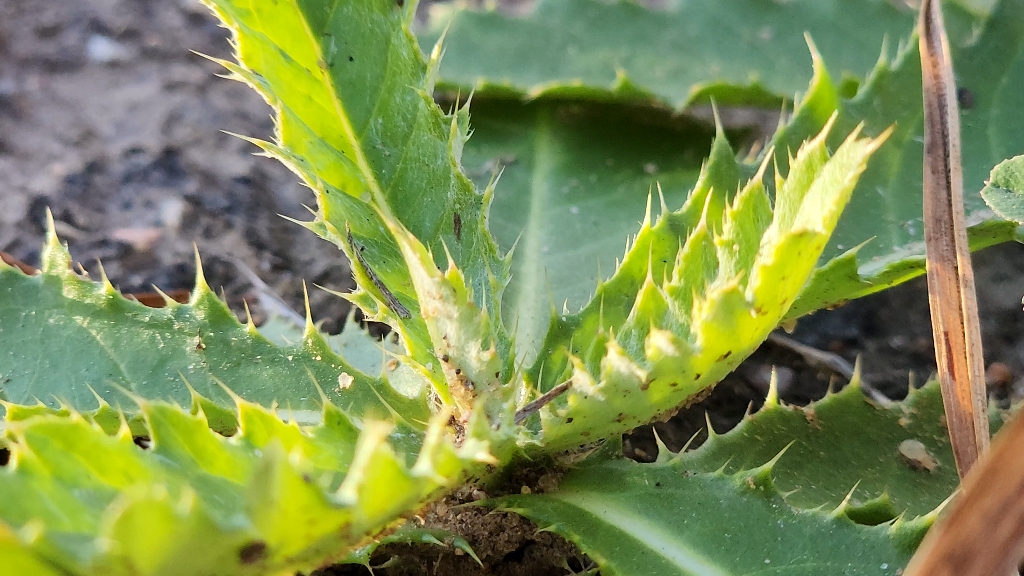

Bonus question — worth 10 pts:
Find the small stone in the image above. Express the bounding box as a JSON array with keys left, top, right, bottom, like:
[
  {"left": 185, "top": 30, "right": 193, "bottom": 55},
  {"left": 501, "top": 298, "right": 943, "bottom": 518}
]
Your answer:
[
  {"left": 537, "top": 473, "right": 560, "bottom": 493},
  {"left": 158, "top": 197, "right": 187, "bottom": 231},
  {"left": 898, "top": 439, "right": 938, "bottom": 472},
  {"left": 111, "top": 227, "right": 162, "bottom": 252},
  {"left": 86, "top": 35, "right": 134, "bottom": 64}
]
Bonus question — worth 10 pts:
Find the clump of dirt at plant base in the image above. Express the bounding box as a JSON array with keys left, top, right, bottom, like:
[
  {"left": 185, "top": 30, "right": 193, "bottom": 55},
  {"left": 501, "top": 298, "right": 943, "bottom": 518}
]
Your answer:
[{"left": 318, "top": 479, "right": 589, "bottom": 576}]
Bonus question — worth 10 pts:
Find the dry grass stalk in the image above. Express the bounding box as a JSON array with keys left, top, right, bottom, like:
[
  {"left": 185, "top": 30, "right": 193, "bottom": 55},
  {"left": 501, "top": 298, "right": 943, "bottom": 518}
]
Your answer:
[{"left": 919, "top": 0, "right": 989, "bottom": 478}]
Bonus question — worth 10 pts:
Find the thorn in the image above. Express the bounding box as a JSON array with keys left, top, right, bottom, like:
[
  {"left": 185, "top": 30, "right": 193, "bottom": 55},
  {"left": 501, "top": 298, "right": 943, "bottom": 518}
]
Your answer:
[
  {"left": 642, "top": 191, "right": 653, "bottom": 230},
  {"left": 41, "top": 210, "right": 72, "bottom": 275},
  {"left": 302, "top": 281, "right": 315, "bottom": 333},
  {"left": 84, "top": 385, "right": 110, "bottom": 413},
  {"left": 833, "top": 480, "right": 862, "bottom": 517},
  {"left": 150, "top": 285, "right": 180, "bottom": 308},
  {"left": 242, "top": 300, "right": 256, "bottom": 328},
  {"left": 652, "top": 428, "right": 674, "bottom": 464},
  {"left": 766, "top": 333, "right": 892, "bottom": 406},
  {"left": 303, "top": 366, "right": 331, "bottom": 406},
  {"left": 713, "top": 457, "right": 734, "bottom": 475},
  {"left": 753, "top": 145, "right": 775, "bottom": 184},
  {"left": 94, "top": 258, "right": 116, "bottom": 294},
  {"left": 105, "top": 381, "right": 145, "bottom": 411},
  {"left": 710, "top": 99, "right": 726, "bottom": 138},
  {"left": 656, "top": 182, "right": 669, "bottom": 215},
  {"left": 804, "top": 32, "right": 824, "bottom": 72},
  {"left": 229, "top": 256, "right": 304, "bottom": 326},
  {"left": 704, "top": 411, "right": 717, "bottom": 438},
  {"left": 208, "top": 374, "right": 245, "bottom": 410},
  {"left": 765, "top": 368, "right": 780, "bottom": 406},
  {"left": 679, "top": 428, "right": 703, "bottom": 453},
  {"left": 191, "top": 244, "right": 210, "bottom": 303},
  {"left": 773, "top": 155, "right": 785, "bottom": 194}
]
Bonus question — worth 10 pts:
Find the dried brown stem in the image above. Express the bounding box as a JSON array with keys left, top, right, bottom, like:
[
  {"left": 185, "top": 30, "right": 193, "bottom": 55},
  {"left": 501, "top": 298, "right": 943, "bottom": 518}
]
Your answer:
[
  {"left": 919, "top": 0, "right": 989, "bottom": 478},
  {"left": 515, "top": 380, "right": 573, "bottom": 425}
]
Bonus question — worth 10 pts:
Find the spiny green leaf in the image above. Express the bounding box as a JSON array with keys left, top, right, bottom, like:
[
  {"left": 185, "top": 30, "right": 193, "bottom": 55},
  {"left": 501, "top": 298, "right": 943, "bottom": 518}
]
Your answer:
[
  {"left": 201, "top": 0, "right": 511, "bottom": 405},
  {"left": 420, "top": 0, "right": 980, "bottom": 110},
  {"left": 427, "top": 1, "right": 1022, "bottom": 325},
  {"left": 463, "top": 101, "right": 721, "bottom": 360},
  {"left": 259, "top": 312, "right": 429, "bottom": 400},
  {"left": 497, "top": 454, "right": 925, "bottom": 576},
  {"left": 0, "top": 398, "right": 497, "bottom": 575},
  {"left": 0, "top": 226, "right": 427, "bottom": 437},
  {"left": 0, "top": 525, "right": 63, "bottom": 576},
  {"left": 380, "top": 220, "right": 519, "bottom": 422},
  {"left": 778, "top": 3, "right": 1024, "bottom": 317},
  {"left": 684, "top": 377, "right": 1008, "bottom": 519},
  {"left": 981, "top": 155, "right": 1024, "bottom": 222},
  {"left": 525, "top": 122, "right": 884, "bottom": 451}
]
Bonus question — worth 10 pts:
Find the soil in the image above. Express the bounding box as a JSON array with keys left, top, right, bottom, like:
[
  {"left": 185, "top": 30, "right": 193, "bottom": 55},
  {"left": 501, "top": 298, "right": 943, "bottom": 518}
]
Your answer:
[
  {"left": 4, "top": 1, "right": 1024, "bottom": 575},
  {"left": 318, "top": 483, "right": 591, "bottom": 576},
  {"left": 0, "top": 0, "right": 354, "bottom": 333}
]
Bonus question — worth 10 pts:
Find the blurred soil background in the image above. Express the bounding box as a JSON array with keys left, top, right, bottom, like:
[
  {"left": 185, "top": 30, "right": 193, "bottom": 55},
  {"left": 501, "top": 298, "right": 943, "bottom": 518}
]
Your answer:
[
  {"left": 2, "top": 0, "right": 1024, "bottom": 573},
  {"left": 0, "top": 0, "right": 354, "bottom": 332}
]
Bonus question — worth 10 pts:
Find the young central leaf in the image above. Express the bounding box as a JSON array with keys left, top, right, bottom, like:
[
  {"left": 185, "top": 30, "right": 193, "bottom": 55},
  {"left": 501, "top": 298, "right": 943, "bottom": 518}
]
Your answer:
[{"left": 525, "top": 121, "right": 885, "bottom": 451}]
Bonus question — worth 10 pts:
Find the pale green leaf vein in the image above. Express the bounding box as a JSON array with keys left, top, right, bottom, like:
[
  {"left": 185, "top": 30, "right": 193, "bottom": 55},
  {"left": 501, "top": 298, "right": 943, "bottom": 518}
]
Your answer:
[{"left": 552, "top": 490, "right": 730, "bottom": 576}]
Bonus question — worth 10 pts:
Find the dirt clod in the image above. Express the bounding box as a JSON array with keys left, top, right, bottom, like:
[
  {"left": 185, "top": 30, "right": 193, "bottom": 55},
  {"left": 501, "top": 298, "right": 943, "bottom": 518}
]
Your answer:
[{"left": 319, "top": 486, "right": 588, "bottom": 576}]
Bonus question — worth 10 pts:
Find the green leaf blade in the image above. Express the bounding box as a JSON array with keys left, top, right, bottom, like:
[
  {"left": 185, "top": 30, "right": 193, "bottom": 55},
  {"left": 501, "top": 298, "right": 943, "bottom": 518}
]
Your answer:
[
  {"left": 422, "top": 0, "right": 938, "bottom": 110},
  {"left": 982, "top": 155, "right": 1024, "bottom": 222},
  {"left": 0, "top": 231, "right": 427, "bottom": 434},
  {"left": 775, "top": 3, "right": 1024, "bottom": 315},
  {"left": 529, "top": 124, "right": 883, "bottom": 451},
  {"left": 499, "top": 456, "right": 918, "bottom": 576},
  {"left": 434, "top": 1, "right": 1024, "bottom": 327},
  {"left": 684, "top": 379, "right": 1005, "bottom": 518},
  {"left": 202, "top": 0, "right": 513, "bottom": 405},
  {"left": 0, "top": 399, "right": 499, "bottom": 575}
]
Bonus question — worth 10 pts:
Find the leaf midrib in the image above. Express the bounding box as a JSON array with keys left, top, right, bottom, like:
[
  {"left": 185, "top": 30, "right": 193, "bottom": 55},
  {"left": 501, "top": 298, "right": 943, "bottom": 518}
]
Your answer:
[
  {"left": 551, "top": 489, "right": 731, "bottom": 576},
  {"left": 510, "top": 107, "right": 557, "bottom": 358}
]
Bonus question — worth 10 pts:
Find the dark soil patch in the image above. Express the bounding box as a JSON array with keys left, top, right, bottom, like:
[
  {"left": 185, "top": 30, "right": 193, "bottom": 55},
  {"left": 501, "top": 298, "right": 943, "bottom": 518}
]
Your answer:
[
  {"left": 0, "top": 0, "right": 352, "bottom": 332},
  {"left": 319, "top": 497, "right": 588, "bottom": 576}
]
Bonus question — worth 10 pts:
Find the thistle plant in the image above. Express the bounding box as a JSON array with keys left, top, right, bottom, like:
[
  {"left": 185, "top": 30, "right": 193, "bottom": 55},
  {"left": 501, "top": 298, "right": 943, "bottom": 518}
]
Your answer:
[{"left": 2, "top": 0, "right": 1023, "bottom": 574}]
